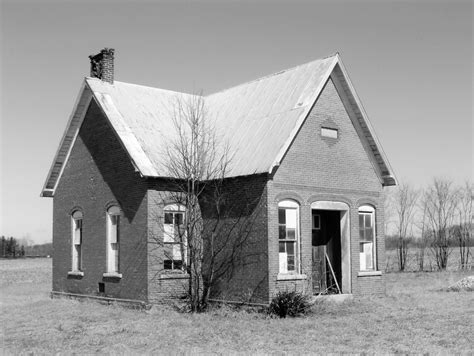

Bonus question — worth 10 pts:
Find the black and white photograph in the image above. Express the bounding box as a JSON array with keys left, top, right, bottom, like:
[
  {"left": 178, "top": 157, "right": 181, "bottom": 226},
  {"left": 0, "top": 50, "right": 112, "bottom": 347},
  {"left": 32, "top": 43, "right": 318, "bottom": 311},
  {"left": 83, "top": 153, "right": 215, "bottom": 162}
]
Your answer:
[{"left": 1, "top": 0, "right": 472, "bottom": 354}]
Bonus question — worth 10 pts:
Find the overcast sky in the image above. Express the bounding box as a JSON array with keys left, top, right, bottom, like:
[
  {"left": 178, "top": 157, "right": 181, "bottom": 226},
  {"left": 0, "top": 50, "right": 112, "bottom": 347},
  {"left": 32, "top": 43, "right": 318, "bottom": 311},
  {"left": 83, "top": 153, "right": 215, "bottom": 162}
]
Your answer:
[{"left": 1, "top": 0, "right": 472, "bottom": 244}]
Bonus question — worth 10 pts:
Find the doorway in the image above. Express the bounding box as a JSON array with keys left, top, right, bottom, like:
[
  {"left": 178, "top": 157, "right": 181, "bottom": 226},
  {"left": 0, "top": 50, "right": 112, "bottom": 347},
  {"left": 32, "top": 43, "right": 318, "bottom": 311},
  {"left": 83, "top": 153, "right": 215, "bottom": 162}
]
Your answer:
[{"left": 310, "top": 201, "right": 351, "bottom": 294}]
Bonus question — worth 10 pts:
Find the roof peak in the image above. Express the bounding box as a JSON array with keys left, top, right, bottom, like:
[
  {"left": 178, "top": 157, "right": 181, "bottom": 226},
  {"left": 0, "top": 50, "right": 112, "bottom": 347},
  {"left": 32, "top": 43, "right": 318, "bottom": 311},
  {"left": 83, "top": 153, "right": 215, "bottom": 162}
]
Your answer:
[{"left": 206, "top": 53, "right": 338, "bottom": 97}]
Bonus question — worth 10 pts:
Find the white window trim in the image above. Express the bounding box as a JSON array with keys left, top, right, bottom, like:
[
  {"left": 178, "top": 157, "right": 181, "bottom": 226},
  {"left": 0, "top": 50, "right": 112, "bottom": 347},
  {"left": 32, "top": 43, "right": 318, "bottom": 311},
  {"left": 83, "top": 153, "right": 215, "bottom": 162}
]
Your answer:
[
  {"left": 163, "top": 204, "right": 187, "bottom": 272},
  {"left": 278, "top": 200, "right": 301, "bottom": 275},
  {"left": 70, "top": 210, "right": 83, "bottom": 273},
  {"left": 105, "top": 206, "right": 120, "bottom": 276},
  {"left": 358, "top": 205, "right": 377, "bottom": 272}
]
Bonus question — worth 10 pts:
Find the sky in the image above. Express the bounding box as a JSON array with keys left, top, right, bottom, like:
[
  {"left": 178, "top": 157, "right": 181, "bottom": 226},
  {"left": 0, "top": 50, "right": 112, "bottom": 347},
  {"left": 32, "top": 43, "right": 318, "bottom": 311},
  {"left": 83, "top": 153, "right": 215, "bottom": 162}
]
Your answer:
[{"left": 1, "top": 0, "right": 472, "bottom": 244}]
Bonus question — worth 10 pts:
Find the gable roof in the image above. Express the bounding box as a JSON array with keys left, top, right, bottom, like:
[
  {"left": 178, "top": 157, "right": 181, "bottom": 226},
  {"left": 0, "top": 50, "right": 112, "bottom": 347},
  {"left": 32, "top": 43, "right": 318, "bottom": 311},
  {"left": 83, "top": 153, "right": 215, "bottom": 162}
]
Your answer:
[{"left": 41, "top": 53, "right": 396, "bottom": 197}]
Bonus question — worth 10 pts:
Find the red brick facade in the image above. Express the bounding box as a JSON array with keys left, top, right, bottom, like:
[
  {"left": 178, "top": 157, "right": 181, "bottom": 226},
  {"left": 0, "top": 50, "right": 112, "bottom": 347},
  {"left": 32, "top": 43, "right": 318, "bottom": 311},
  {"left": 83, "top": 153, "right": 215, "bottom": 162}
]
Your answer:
[
  {"left": 52, "top": 75, "right": 388, "bottom": 304},
  {"left": 268, "top": 78, "right": 386, "bottom": 299},
  {"left": 53, "top": 100, "right": 148, "bottom": 301}
]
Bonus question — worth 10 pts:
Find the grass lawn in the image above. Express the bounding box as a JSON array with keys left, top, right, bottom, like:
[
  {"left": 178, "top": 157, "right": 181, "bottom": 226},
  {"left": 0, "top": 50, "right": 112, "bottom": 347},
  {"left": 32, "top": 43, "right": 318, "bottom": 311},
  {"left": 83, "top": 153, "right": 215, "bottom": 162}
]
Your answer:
[{"left": 1, "top": 258, "right": 473, "bottom": 354}]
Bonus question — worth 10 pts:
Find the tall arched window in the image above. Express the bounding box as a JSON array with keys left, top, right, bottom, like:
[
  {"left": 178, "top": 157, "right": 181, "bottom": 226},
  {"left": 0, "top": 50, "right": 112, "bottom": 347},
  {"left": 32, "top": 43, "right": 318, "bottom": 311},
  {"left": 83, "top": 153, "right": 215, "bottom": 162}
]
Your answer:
[
  {"left": 71, "top": 210, "right": 83, "bottom": 272},
  {"left": 106, "top": 206, "right": 120, "bottom": 274},
  {"left": 358, "top": 205, "right": 376, "bottom": 271},
  {"left": 163, "top": 204, "right": 186, "bottom": 271},
  {"left": 278, "top": 200, "right": 300, "bottom": 274}
]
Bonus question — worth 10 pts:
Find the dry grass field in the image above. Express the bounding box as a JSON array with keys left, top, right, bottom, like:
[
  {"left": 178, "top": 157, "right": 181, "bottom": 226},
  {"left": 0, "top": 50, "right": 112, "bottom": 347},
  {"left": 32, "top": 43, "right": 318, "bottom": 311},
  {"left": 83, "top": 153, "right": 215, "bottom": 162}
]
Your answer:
[
  {"left": 385, "top": 247, "right": 473, "bottom": 272},
  {"left": 1, "top": 258, "right": 473, "bottom": 354}
]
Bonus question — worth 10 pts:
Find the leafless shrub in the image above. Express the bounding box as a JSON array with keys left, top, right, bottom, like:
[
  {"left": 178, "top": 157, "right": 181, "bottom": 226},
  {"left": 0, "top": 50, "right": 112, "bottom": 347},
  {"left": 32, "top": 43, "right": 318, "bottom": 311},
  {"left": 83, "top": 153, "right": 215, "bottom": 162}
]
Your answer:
[{"left": 422, "top": 178, "right": 458, "bottom": 270}]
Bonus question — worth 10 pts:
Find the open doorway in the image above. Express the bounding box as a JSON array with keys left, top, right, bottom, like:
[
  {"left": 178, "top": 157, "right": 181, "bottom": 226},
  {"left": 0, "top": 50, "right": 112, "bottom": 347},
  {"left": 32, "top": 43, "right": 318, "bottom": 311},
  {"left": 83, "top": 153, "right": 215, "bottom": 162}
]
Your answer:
[{"left": 310, "top": 201, "right": 351, "bottom": 294}]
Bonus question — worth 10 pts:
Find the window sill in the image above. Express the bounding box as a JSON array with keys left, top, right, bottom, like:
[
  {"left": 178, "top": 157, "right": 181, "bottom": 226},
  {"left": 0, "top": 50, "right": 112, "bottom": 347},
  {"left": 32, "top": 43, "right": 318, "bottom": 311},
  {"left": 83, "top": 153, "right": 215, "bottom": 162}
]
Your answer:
[
  {"left": 358, "top": 271, "right": 382, "bottom": 277},
  {"left": 103, "top": 272, "right": 123, "bottom": 279},
  {"left": 277, "top": 273, "right": 307, "bottom": 281},
  {"left": 67, "top": 271, "right": 84, "bottom": 277},
  {"left": 160, "top": 273, "right": 190, "bottom": 280}
]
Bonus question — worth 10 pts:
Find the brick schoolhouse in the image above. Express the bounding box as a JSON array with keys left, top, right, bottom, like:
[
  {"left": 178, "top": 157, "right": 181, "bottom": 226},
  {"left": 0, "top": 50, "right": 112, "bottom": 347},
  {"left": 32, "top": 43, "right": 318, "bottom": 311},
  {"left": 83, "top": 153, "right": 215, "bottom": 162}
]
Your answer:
[{"left": 41, "top": 48, "right": 396, "bottom": 305}]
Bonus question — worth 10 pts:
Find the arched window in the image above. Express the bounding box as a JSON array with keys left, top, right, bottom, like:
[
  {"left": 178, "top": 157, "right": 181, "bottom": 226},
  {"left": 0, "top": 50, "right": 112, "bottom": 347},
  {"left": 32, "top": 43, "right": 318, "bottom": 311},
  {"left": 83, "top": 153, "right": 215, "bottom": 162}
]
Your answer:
[
  {"left": 163, "top": 204, "right": 186, "bottom": 271},
  {"left": 106, "top": 206, "right": 120, "bottom": 274},
  {"left": 71, "top": 210, "right": 83, "bottom": 272},
  {"left": 278, "top": 200, "right": 300, "bottom": 274},
  {"left": 358, "top": 205, "right": 376, "bottom": 271}
]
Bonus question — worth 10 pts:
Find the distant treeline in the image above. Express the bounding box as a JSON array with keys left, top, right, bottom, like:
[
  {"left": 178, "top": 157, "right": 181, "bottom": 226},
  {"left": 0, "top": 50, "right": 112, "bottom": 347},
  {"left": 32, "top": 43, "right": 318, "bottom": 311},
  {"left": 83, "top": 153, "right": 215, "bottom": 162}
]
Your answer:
[
  {"left": 385, "top": 233, "right": 474, "bottom": 251},
  {"left": 25, "top": 243, "right": 53, "bottom": 257},
  {"left": 1, "top": 236, "right": 52, "bottom": 258}
]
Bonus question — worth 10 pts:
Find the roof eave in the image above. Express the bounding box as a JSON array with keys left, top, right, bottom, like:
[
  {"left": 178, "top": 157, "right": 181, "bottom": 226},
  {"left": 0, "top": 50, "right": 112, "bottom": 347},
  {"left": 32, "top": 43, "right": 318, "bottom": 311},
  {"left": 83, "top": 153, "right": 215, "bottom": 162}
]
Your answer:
[
  {"left": 334, "top": 53, "right": 398, "bottom": 186},
  {"left": 40, "top": 80, "right": 92, "bottom": 198}
]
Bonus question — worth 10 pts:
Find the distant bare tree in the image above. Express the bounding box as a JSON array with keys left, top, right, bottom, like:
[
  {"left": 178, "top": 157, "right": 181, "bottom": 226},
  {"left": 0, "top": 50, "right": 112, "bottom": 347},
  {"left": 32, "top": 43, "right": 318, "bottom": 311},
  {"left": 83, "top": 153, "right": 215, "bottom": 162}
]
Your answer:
[
  {"left": 416, "top": 196, "right": 430, "bottom": 271},
  {"left": 393, "top": 183, "right": 418, "bottom": 271},
  {"left": 383, "top": 187, "right": 395, "bottom": 237},
  {"left": 455, "top": 181, "right": 472, "bottom": 269},
  {"left": 422, "top": 178, "right": 458, "bottom": 270}
]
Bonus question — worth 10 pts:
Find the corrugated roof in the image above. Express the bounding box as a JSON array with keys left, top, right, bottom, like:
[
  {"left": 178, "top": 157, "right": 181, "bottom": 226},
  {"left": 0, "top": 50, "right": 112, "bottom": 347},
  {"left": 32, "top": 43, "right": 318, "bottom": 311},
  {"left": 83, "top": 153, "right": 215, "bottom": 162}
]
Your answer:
[
  {"left": 206, "top": 56, "right": 337, "bottom": 176},
  {"left": 41, "top": 54, "right": 396, "bottom": 197}
]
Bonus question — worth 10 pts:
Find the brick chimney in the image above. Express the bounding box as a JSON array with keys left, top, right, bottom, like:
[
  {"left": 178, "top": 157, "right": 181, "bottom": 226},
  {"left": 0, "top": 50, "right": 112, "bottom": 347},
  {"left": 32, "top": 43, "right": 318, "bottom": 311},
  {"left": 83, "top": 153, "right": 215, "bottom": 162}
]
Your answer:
[{"left": 89, "top": 48, "right": 115, "bottom": 84}]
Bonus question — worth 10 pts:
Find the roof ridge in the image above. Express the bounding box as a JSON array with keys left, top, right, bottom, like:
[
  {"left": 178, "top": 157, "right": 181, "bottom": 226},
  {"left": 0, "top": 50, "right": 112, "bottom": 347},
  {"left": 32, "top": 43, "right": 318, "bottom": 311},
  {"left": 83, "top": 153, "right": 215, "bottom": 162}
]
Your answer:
[
  {"left": 205, "top": 53, "right": 338, "bottom": 97},
  {"left": 86, "top": 77, "right": 200, "bottom": 97}
]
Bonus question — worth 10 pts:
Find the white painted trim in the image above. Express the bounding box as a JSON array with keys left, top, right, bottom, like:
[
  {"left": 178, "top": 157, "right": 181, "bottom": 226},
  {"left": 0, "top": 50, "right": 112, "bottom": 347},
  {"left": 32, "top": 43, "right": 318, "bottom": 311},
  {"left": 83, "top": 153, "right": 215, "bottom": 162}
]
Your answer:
[
  {"left": 67, "top": 271, "right": 84, "bottom": 277},
  {"left": 359, "top": 205, "right": 375, "bottom": 213},
  {"left": 164, "top": 203, "right": 186, "bottom": 212},
  {"left": 357, "top": 271, "right": 382, "bottom": 277},
  {"left": 277, "top": 273, "right": 307, "bottom": 281},
  {"left": 310, "top": 201, "right": 351, "bottom": 293},
  {"left": 330, "top": 71, "right": 384, "bottom": 186},
  {"left": 311, "top": 201, "right": 349, "bottom": 211},
  {"left": 278, "top": 200, "right": 300, "bottom": 208},
  {"left": 92, "top": 91, "right": 159, "bottom": 177},
  {"left": 334, "top": 54, "right": 397, "bottom": 186},
  {"left": 51, "top": 93, "right": 93, "bottom": 195},
  {"left": 40, "top": 80, "right": 91, "bottom": 197},
  {"left": 102, "top": 272, "right": 123, "bottom": 278}
]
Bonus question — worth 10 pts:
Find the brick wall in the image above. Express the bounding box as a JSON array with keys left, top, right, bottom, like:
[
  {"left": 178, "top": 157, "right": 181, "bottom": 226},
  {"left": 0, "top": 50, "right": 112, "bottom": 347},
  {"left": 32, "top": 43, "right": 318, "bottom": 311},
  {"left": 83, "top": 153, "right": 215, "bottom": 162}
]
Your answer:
[
  {"left": 53, "top": 99, "right": 148, "bottom": 301},
  {"left": 147, "top": 184, "right": 189, "bottom": 303},
  {"left": 268, "top": 78, "right": 386, "bottom": 298},
  {"left": 200, "top": 175, "right": 269, "bottom": 303},
  {"left": 146, "top": 175, "right": 269, "bottom": 303}
]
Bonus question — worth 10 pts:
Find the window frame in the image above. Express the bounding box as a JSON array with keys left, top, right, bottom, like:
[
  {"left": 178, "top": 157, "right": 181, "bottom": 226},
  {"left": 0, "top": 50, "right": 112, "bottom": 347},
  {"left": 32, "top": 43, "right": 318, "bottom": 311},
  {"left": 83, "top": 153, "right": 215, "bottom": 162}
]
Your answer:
[
  {"left": 278, "top": 200, "right": 300, "bottom": 274},
  {"left": 163, "top": 204, "right": 186, "bottom": 272},
  {"left": 321, "top": 127, "right": 338, "bottom": 139},
  {"left": 358, "top": 205, "right": 377, "bottom": 271},
  {"left": 71, "top": 210, "right": 83, "bottom": 273},
  {"left": 312, "top": 214, "right": 321, "bottom": 230},
  {"left": 105, "top": 206, "right": 121, "bottom": 276}
]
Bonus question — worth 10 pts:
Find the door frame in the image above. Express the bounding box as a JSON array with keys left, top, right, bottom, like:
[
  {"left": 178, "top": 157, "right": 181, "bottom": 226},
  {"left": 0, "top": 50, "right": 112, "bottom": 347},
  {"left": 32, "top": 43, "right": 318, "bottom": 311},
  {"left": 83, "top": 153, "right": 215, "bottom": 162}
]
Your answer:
[{"left": 310, "top": 201, "right": 351, "bottom": 293}]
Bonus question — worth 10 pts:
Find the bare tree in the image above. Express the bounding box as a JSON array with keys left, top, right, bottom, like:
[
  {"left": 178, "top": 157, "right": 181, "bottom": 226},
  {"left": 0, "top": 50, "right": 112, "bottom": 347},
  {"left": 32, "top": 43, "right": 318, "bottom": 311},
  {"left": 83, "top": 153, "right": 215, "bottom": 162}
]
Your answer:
[
  {"left": 155, "top": 93, "right": 266, "bottom": 311},
  {"left": 422, "top": 178, "right": 458, "bottom": 270},
  {"left": 382, "top": 187, "right": 395, "bottom": 237},
  {"left": 416, "top": 194, "right": 428, "bottom": 271},
  {"left": 162, "top": 93, "right": 230, "bottom": 312},
  {"left": 455, "top": 181, "right": 472, "bottom": 269},
  {"left": 392, "top": 183, "right": 418, "bottom": 271}
]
